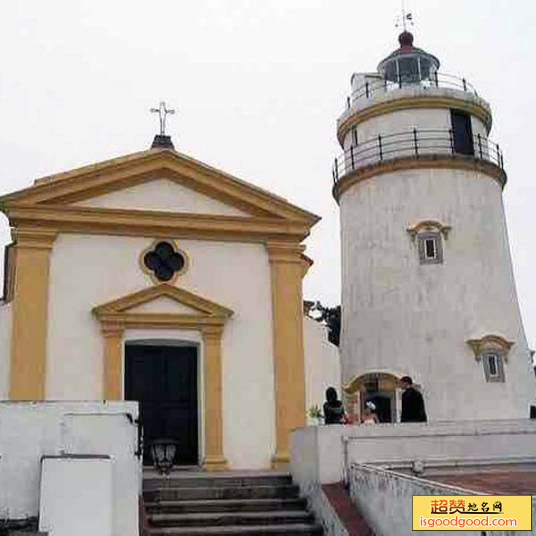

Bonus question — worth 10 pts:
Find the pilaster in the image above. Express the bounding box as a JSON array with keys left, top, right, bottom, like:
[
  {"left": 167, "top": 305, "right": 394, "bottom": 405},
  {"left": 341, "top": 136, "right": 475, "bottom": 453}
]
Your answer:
[
  {"left": 202, "top": 325, "right": 228, "bottom": 471},
  {"left": 266, "top": 241, "right": 307, "bottom": 468},
  {"left": 101, "top": 323, "right": 125, "bottom": 400},
  {"left": 9, "top": 227, "right": 57, "bottom": 400}
]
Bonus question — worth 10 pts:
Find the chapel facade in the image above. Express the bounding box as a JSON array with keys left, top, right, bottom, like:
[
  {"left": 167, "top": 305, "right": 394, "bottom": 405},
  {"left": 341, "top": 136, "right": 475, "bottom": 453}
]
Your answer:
[{"left": 0, "top": 137, "right": 340, "bottom": 470}]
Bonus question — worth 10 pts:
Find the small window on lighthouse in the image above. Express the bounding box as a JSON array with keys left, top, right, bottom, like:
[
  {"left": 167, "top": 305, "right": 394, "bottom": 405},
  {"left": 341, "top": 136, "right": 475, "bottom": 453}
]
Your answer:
[
  {"left": 352, "top": 128, "right": 358, "bottom": 146},
  {"left": 424, "top": 239, "right": 436, "bottom": 259},
  {"left": 417, "top": 232, "right": 443, "bottom": 265},
  {"left": 488, "top": 355, "right": 498, "bottom": 376},
  {"left": 483, "top": 352, "right": 505, "bottom": 383}
]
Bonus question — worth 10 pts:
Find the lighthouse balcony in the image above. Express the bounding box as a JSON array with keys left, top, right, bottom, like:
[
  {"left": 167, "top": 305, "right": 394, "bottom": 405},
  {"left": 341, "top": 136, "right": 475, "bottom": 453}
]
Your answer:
[
  {"left": 345, "top": 72, "right": 479, "bottom": 109},
  {"left": 332, "top": 128, "right": 506, "bottom": 193},
  {"left": 336, "top": 73, "right": 492, "bottom": 143}
]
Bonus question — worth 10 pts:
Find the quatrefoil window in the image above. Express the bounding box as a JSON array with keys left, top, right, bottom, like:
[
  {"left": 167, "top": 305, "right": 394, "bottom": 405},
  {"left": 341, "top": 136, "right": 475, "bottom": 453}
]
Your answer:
[{"left": 142, "top": 241, "right": 187, "bottom": 283}]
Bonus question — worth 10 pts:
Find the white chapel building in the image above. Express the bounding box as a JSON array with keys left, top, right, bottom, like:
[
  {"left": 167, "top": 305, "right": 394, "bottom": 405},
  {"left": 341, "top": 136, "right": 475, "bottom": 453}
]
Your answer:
[{"left": 0, "top": 135, "right": 340, "bottom": 471}]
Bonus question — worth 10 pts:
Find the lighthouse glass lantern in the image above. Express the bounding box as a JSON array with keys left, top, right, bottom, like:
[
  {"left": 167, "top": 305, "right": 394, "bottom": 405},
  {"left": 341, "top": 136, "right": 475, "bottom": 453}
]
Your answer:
[{"left": 378, "top": 31, "right": 439, "bottom": 85}]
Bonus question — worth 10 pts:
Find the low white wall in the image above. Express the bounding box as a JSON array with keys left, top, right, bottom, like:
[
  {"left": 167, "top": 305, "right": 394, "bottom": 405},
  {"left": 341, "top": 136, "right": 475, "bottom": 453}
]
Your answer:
[
  {"left": 39, "top": 457, "right": 113, "bottom": 536},
  {"left": 0, "top": 303, "right": 11, "bottom": 399},
  {"left": 349, "top": 464, "right": 535, "bottom": 536},
  {"left": 303, "top": 317, "right": 341, "bottom": 424},
  {"left": 0, "top": 401, "right": 140, "bottom": 536},
  {"left": 345, "top": 420, "right": 536, "bottom": 468},
  {"left": 289, "top": 428, "right": 349, "bottom": 536},
  {"left": 290, "top": 419, "right": 536, "bottom": 490},
  {"left": 290, "top": 425, "right": 346, "bottom": 493}
]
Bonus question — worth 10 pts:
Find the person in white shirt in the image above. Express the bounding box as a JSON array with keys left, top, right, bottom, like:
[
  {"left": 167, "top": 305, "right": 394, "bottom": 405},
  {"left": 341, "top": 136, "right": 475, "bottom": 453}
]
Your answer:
[{"left": 362, "top": 401, "right": 379, "bottom": 424}]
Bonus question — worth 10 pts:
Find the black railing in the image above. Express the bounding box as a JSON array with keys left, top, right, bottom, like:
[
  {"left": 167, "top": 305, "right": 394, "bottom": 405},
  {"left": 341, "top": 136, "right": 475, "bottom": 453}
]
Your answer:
[
  {"left": 345, "top": 72, "right": 478, "bottom": 111},
  {"left": 135, "top": 416, "right": 144, "bottom": 459},
  {"left": 332, "top": 129, "right": 504, "bottom": 184}
]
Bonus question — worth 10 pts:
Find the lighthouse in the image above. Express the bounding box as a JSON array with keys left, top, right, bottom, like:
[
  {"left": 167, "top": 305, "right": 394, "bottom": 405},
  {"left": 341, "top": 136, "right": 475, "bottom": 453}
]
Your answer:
[{"left": 333, "top": 31, "right": 535, "bottom": 423}]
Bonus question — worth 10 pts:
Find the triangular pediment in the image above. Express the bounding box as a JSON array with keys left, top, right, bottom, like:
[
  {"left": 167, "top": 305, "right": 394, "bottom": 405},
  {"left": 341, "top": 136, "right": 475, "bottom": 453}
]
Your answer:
[
  {"left": 125, "top": 296, "right": 203, "bottom": 315},
  {"left": 0, "top": 148, "right": 319, "bottom": 225},
  {"left": 72, "top": 178, "right": 251, "bottom": 217},
  {"left": 93, "top": 283, "right": 234, "bottom": 318}
]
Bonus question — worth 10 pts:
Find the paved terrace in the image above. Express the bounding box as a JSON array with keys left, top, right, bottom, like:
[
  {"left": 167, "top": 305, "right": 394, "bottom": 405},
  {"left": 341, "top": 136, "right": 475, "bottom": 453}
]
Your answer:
[{"left": 423, "top": 465, "right": 536, "bottom": 495}]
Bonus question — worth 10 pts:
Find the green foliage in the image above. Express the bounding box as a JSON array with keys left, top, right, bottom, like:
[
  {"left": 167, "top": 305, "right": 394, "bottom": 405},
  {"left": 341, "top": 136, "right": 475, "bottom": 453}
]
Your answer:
[
  {"left": 305, "top": 301, "right": 341, "bottom": 347},
  {"left": 308, "top": 404, "right": 324, "bottom": 420}
]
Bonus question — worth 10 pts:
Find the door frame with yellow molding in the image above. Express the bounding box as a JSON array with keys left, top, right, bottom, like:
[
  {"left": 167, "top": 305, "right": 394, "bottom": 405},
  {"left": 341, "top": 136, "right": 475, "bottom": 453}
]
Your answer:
[{"left": 93, "top": 283, "right": 233, "bottom": 471}]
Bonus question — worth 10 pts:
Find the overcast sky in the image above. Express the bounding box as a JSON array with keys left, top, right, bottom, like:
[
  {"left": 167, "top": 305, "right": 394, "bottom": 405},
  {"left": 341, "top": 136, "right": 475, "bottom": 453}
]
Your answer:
[{"left": 0, "top": 0, "right": 535, "bottom": 348}]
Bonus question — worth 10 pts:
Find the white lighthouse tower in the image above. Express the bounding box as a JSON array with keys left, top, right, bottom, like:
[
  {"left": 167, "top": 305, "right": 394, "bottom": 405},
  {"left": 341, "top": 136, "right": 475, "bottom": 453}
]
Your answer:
[{"left": 333, "top": 30, "right": 535, "bottom": 423}]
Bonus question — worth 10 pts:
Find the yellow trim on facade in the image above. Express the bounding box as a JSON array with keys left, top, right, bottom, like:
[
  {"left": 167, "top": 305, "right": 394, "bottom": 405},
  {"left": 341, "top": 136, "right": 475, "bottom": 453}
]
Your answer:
[
  {"left": 407, "top": 221, "right": 452, "bottom": 241},
  {"left": 343, "top": 371, "right": 401, "bottom": 395},
  {"left": 2, "top": 243, "right": 16, "bottom": 303},
  {"left": 467, "top": 335, "right": 515, "bottom": 361},
  {"left": 6, "top": 205, "right": 314, "bottom": 243},
  {"left": 0, "top": 149, "right": 320, "bottom": 226},
  {"left": 94, "top": 283, "right": 234, "bottom": 317},
  {"left": 201, "top": 325, "right": 228, "bottom": 471},
  {"left": 139, "top": 239, "right": 190, "bottom": 286},
  {"left": 337, "top": 95, "right": 492, "bottom": 144},
  {"left": 101, "top": 323, "right": 124, "bottom": 400},
  {"left": 266, "top": 241, "right": 307, "bottom": 468},
  {"left": 333, "top": 155, "right": 507, "bottom": 202},
  {"left": 342, "top": 372, "right": 401, "bottom": 422},
  {"left": 300, "top": 253, "right": 314, "bottom": 278},
  {"left": 93, "top": 283, "right": 233, "bottom": 471},
  {"left": 9, "top": 227, "right": 57, "bottom": 400}
]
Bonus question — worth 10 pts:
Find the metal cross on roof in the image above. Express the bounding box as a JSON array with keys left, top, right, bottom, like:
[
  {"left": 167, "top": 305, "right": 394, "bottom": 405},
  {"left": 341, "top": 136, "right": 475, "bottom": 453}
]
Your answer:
[
  {"left": 150, "top": 101, "right": 175, "bottom": 136},
  {"left": 395, "top": 0, "right": 414, "bottom": 32}
]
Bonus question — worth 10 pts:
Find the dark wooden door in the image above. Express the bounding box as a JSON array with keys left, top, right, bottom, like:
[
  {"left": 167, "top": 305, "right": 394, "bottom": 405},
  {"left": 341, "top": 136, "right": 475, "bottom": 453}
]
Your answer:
[
  {"left": 125, "top": 344, "right": 198, "bottom": 466},
  {"left": 451, "top": 109, "right": 474, "bottom": 155}
]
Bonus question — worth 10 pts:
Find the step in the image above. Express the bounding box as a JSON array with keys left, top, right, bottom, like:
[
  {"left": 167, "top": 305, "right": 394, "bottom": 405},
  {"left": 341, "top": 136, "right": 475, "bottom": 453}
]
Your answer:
[
  {"left": 146, "top": 523, "right": 323, "bottom": 535},
  {"left": 144, "top": 475, "right": 292, "bottom": 490},
  {"left": 144, "top": 484, "right": 300, "bottom": 502},
  {"left": 145, "top": 498, "right": 308, "bottom": 514},
  {"left": 148, "top": 510, "right": 314, "bottom": 528}
]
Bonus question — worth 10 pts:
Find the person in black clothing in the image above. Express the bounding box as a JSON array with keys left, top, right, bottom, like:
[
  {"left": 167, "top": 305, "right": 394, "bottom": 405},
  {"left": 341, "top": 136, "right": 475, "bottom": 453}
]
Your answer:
[
  {"left": 323, "top": 387, "right": 345, "bottom": 424},
  {"left": 400, "top": 376, "right": 427, "bottom": 423}
]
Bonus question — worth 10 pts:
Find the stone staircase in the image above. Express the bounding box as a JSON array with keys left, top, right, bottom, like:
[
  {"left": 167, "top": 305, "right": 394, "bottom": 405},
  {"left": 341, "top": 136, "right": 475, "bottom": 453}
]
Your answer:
[{"left": 143, "top": 471, "right": 323, "bottom": 535}]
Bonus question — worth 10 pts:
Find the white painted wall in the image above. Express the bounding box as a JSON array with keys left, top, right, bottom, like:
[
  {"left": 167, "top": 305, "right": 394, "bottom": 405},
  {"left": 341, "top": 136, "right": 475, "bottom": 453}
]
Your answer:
[
  {"left": 339, "top": 166, "right": 535, "bottom": 420},
  {"left": 61, "top": 409, "right": 140, "bottom": 536},
  {"left": 39, "top": 457, "right": 113, "bottom": 536},
  {"left": 304, "top": 317, "right": 341, "bottom": 423},
  {"left": 0, "top": 303, "right": 11, "bottom": 399},
  {"left": 46, "top": 234, "right": 275, "bottom": 469},
  {"left": 340, "top": 83, "right": 491, "bottom": 147},
  {"left": 341, "top": 103, "right": 488, "bottom": 155},
  {"left": 344, "top": 420, "right": 536, "bottom": 468},
  {"left": 291, "top": 420, "right": 536, "bottom": 490},
  {"left": 290, "top": 425, "right": 346, "bottom": 491},
  {"left": 349, "top": 464, "right": 534, "bottom": 536},
  {"left": 0, "top": 401, "right": 139, "bottom": 536},
  {"left": 74, "top": 177, "right": 250, "bottom": 216}
]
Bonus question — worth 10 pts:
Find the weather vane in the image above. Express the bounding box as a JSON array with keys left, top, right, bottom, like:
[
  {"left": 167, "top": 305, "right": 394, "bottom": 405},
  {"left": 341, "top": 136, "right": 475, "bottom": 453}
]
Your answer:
[
  {"left": 150, "top": 101, "right": 175, "bottom": 136},
  {"left": 395, "top": 0, "right": 414, "bottom": 32}
]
